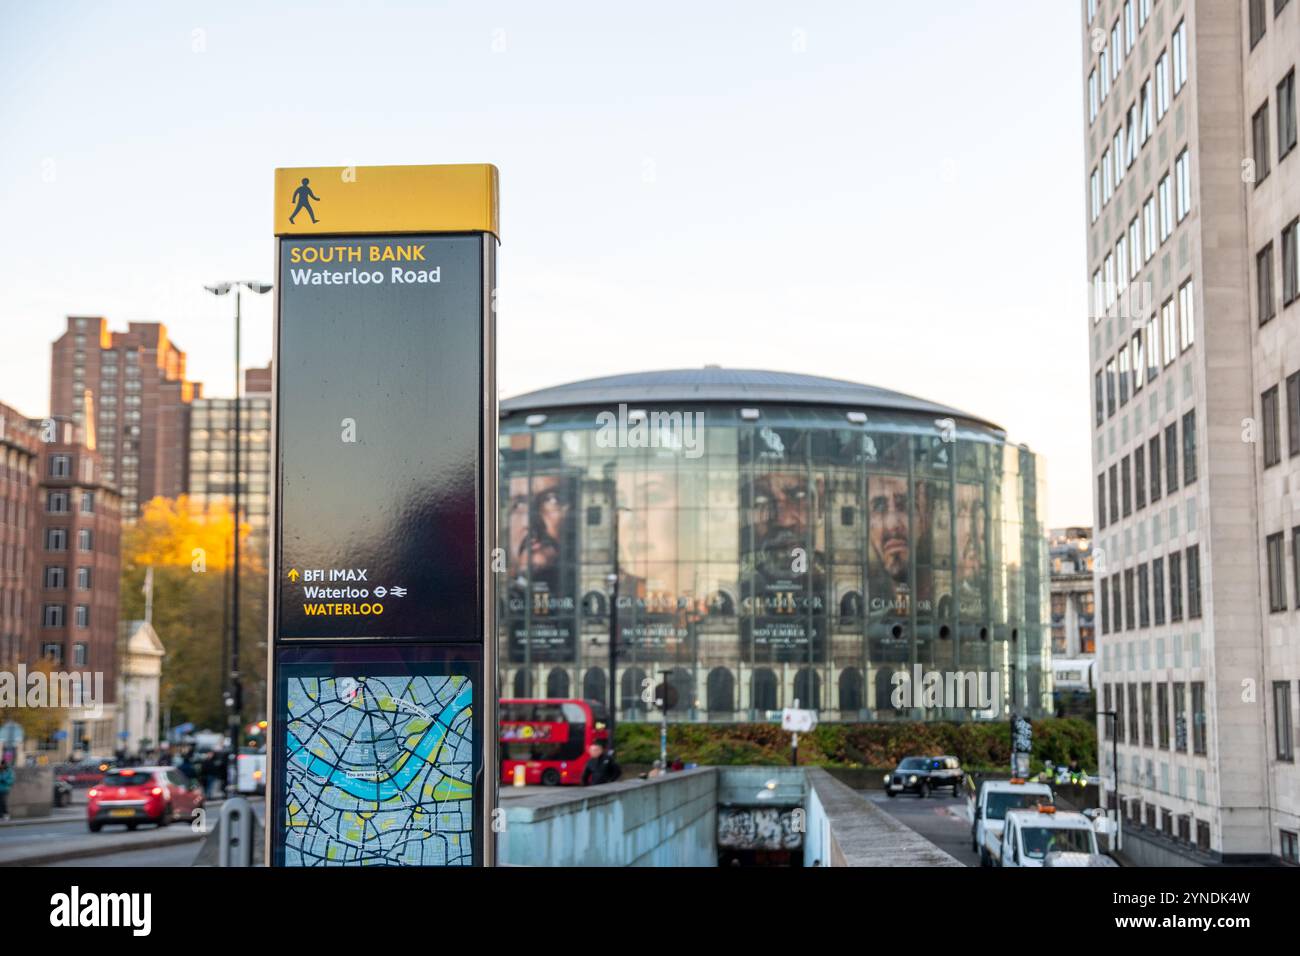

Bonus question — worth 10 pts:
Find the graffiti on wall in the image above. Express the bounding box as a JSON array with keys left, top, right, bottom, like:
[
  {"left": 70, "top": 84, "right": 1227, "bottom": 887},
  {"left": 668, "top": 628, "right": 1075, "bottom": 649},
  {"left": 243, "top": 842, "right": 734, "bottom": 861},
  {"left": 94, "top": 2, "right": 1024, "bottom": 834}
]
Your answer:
[{"left": 717, "top": 807, "right": 804, "bottom": 850}]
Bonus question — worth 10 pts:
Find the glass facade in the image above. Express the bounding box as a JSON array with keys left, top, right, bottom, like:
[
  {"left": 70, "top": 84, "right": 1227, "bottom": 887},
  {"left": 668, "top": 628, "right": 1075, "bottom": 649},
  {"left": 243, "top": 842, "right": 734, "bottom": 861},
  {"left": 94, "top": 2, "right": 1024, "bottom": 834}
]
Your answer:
[{"left": 498, "top": 393, "right": 1049, "bottom": 723}]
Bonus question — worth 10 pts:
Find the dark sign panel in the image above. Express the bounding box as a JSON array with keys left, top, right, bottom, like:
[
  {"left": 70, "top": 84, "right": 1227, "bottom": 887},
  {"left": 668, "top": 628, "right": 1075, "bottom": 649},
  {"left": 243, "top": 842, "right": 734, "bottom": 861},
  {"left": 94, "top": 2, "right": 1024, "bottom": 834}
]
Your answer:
[{"left": 276, "top": 234, "right": 483, "bottom": 640}]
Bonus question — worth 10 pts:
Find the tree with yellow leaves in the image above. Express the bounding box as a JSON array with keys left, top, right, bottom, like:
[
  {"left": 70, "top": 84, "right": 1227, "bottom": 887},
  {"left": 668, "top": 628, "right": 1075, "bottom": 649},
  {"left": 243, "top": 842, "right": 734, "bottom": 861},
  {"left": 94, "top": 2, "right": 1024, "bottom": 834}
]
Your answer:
[{"left": 118, "top": 496, "right": 267, "bottom": 732}]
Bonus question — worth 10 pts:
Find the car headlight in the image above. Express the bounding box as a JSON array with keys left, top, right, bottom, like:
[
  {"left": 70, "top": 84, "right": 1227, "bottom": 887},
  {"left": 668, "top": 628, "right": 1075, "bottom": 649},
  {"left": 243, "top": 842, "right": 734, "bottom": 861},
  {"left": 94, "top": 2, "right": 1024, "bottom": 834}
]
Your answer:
[
  {"left": 883, "top": 774, "right": 891, "bottom": 784},
  {"left": 908, "top": 775, "right": 917, "bottom": 784}
]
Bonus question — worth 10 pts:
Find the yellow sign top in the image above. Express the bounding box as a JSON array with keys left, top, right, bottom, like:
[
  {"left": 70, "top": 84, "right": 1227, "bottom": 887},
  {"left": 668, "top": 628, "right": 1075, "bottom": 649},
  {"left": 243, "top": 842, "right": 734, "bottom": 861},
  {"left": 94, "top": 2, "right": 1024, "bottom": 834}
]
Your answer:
[{"left": 274, "top": 163, "right": 499, "bottom": 238}]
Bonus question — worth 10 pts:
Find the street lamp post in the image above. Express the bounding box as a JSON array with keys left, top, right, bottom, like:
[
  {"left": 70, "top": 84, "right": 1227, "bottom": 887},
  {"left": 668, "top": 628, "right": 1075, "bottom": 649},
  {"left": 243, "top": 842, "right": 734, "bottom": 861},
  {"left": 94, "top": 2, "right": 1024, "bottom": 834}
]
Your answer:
[{"left": 203, "top": 280, "right": 271, "bottom": 757}]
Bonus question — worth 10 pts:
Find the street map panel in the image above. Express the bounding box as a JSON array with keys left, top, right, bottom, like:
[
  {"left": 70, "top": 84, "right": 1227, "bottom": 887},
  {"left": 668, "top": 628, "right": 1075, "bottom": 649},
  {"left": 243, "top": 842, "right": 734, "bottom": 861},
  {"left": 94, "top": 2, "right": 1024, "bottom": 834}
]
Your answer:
[{"left": 283, "top": 673, "right": 473, "bottom": 865}]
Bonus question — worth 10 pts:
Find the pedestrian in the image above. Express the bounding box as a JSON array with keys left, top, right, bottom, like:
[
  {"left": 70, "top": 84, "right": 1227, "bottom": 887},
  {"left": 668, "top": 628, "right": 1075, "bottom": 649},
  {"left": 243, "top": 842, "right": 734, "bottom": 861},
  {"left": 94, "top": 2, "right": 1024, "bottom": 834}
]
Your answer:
[
  {"left": 0, "top": 759, "right": 14, "bottom": 820},
  {"left": 178, "top": 750, "right": 196, "bottom": 782},
  {"left": 581, "top": 741, "right": 622, "bottom": 786}
]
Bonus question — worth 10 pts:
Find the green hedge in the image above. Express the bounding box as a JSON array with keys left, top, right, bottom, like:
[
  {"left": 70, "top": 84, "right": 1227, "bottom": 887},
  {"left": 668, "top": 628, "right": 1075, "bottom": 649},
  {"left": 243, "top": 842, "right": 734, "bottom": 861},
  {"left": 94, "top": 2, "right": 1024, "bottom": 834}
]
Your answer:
[{"left": 614, "top": 717, "right": 1097, "bottom": 774}]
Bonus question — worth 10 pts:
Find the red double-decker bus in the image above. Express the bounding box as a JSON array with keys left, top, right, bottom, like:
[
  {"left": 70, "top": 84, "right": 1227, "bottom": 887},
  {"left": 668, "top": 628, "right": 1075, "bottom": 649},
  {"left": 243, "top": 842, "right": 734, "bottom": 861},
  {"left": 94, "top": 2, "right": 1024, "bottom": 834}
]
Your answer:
[{"left": 499, "top": 698, "right": 610, "bottom": 786}]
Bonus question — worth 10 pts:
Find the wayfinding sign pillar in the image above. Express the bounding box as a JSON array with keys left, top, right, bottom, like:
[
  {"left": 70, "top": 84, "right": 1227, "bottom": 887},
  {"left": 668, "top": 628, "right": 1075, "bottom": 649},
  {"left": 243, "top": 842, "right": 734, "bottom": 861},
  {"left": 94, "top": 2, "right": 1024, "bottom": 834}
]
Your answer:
[{"left": 267, "top": 164, "right": 498, "bottom": 866}]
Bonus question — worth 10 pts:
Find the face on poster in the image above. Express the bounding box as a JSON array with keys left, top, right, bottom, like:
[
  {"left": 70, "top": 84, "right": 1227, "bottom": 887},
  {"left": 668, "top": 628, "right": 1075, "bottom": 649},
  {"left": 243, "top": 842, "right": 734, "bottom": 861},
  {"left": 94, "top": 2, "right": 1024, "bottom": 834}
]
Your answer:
[
  {"left": 867, "top": 474, "right": 934, "bottom": 620},
  {"left": 505, "top": 470, "right": 577, "bottom": 662}
]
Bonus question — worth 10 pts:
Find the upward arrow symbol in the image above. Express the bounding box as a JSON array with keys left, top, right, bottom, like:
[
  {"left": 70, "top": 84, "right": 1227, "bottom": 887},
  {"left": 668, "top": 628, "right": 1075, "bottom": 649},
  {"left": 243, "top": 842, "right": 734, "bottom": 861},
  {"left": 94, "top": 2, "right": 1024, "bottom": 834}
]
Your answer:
[{"left": 288, "top": 569, "right": 300, "bottom": 582}]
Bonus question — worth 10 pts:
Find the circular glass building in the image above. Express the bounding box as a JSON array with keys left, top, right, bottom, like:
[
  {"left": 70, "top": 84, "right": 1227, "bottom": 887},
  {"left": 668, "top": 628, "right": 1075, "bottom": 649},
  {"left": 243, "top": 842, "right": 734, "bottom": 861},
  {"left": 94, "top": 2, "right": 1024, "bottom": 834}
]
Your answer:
[{"left": 498, "top": 368, "right": 1049, "bottom": 723}]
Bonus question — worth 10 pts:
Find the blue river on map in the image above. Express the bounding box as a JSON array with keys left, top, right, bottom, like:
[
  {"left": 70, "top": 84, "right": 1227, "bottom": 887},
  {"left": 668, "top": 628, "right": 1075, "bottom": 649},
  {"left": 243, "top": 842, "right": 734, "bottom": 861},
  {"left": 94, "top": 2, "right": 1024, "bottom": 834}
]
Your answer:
[{"left": 286, "top": 681, "right": 472, "bottom": 802}]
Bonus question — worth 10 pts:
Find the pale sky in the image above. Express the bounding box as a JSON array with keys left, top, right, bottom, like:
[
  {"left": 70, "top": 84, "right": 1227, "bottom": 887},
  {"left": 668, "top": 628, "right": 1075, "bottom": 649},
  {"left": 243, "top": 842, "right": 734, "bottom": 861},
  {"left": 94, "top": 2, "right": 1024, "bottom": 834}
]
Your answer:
[{"left": 0, "top": 0, "right": 1090, "bottom": 526}]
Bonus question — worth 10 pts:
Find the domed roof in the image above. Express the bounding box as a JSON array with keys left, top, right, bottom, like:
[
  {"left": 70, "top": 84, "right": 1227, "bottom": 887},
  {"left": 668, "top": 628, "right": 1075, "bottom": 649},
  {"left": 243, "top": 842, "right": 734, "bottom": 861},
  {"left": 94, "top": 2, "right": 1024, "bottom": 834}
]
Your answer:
[{"left": 501, "top": 367, "right": 1002, "bottom": 432}]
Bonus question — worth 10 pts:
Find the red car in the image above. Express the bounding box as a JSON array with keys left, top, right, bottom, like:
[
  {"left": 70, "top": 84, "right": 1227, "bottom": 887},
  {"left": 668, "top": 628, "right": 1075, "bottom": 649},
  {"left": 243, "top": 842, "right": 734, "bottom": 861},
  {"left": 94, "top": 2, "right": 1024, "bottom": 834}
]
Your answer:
[{"left": 86, "top": 767, "right": 205, "bottom": 832}]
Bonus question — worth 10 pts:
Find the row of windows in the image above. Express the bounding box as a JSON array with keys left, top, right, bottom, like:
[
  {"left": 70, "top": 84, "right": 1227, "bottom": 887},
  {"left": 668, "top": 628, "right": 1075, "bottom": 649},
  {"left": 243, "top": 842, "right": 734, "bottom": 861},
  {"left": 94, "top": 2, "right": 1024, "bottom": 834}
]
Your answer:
[
  {"left": 38, "top": 641, "right": 89, "bottom": 666},
  {"left": 1103, "top": 679, "right": 1206, "bottom": 754},
  {"left": 1250, "top": 68, "right": 1297, "bottom": 188},
  {"left": 41, "top": 604, "right": 92, "bottom": 629},
  {"left": 1258, "top": 372, "right": 1300, "bottom": 468},
  {"left": 42, "top": 566, "right": 93, "bottom": 590},
  {"left": 1124, "top": 798, "right": 1212, "bottom": 851},
  {"left": 1097, "top": 411, "right": 1198, "bottom": 529},
  {"left": 1098, "top": 545, "right": 1202, "bottom": 635},
  {"left": 44, "top": 491, "right": 95, "bottom": 514},
  {"left": 1087, "top": 0, "right": 1157, "bottom": 125},
  {"left": 43, "top": 528, "right": 96, "bottom": 552},
  {"left": 1262, "top": 527, "right": 1300, "bottom": 614},
  {"left": 1249, "top": 0, "right": 1294, "bottom": 51},
  {"left": 1095, "top": 280, "right": 1195, "bottom": 425},
  {"left": 1256, "top": 219, "right": 1300, "bottom": 324}
]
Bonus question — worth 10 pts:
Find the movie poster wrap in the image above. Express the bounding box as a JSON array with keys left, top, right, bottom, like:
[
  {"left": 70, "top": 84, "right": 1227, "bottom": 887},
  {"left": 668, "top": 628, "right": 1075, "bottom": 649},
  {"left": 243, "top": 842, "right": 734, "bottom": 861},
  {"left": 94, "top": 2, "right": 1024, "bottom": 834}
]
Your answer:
[
  {"left": 504, "top": 469, "right": 578, "bottom": 663},
  {"left": 740, "top": 427, "right": 827, "bottom": 663},
  {"left": 955, "top": 481, "right": 987, "bottom": 622}
]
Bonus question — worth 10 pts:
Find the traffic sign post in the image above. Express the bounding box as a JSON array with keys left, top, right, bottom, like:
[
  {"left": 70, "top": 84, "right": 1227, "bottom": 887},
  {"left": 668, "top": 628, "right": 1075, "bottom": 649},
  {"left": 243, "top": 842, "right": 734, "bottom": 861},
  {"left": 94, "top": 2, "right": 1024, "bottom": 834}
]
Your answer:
[{"left": 267, "top": 164, "right": 499, "bottom": 867}]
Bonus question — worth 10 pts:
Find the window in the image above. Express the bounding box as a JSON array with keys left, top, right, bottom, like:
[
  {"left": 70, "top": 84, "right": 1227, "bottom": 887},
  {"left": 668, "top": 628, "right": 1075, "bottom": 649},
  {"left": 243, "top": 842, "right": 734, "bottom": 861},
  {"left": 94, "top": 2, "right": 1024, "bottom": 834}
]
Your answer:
[
  {"left": 1169, "top": 550, "right": 1183, "bottom": 622},
  {"left": 1276, "top": 681, "right": 1294, "bottom": 761},
  {"left": 1264, "top": 385, "right": 1282, "bottom": 467},
  {"left": 80, "top": 492, "right": 94, "bottom": 513},
  {"left": 1153, "top": 556, "right": 1166, "bottom": 625},
  {"left": 1268, "top": 532, "right": 1287, "bottom": 612},
  {"left": 1135, "top": 444, "right": 1147, "bottom": 509},
  {"left": 1179, "top": 279, "right": 1195, "bottom": 351},
  {"left": 1191, "top": 682, "right": 1207, "bottom": 755},
  {"left": 77, "top": 529, "right": 92, "bottom": 552},
  {"left": 1113, "top": 575, "right": 1124, "bottom": 636},
  {"left": 1166, "top": 422, "right": 1180, "bottom": 492},
  {"left": 1139, "top": 0, "right": 1150, "bottom": 27},
  {"left": 1138, "top": 563, "right": 1150, "bottom": 626},
  {"left": 1103, "top": 148, "right": 1113, "bottom": 203},
  {"left": 1128, "top": 681, "right": 1140, "bottom": 744},
  {"left": 45, "top": 528, "right": 67, "bottom": 552},
  {"left": 1122, "top": 569, "right": 1135, "bottom": 630},
  {"left": 1089, "top": 69, "right": 1099, "bottom": 124},
  {"left": 1109, "top": 465, "right": 1120, "bottom": 524},
  {"left": 1088, "top": 0, "right": 1097, "bottom": 24},
  {"left": 1150, "top": 434, "right": 1163, "bottom": 502},
  {"left": 1093, "top": 269, "right": 1104, "bottom": 322},
  {"left": 1122, "top": 455, "right": 1133, "bottom": 516},
  {"left": 1284, "top": 830, "right": 1300, "bottom": 865},
  {"left": 1143, "top": 194, "right": 1157, "bottom": 260},
  {"left": 1171, "top": 20, "right": 1187, "bottom": 95},
  {"left": 1106, "top": 359, "right": 1117, "bottom": 417},
  {"left": 1155, "top": 50, "right": 1169, "bottom": 118},
  {"left": 76, "top": 567, "right": 91, "bottom": 590},
  {"left": 73, "top": 643, "right": 87, "bottom": 668},
  {"left": 74, "top": 605, "right": 89, "bottom": 628},
  {"left": 1158, "top": 174, "right": 1173, "bottom": 242},
  {"left": 1117, "top": 236, "right": 1130, "bottom": 294},
  {"left": 1174, "top": 149, "right": 1191, "bottom": 221},
  {"left": 1129, "top": 217, "right": 1142, "bottom": 279},
  {"left": 1111, "top": 20, "right": 1122, "bottom": 79},
  {"left": 1156, "top": 682, "right": 1169, "bottom": 750},
  {"left": 43, "top": 604, "right": 65, "bottom": 628},
  {"left": 1294, "top": 528, "right": 1300, "bottom": 610},
  {"left": 1094, "top": 371, "right": 1105, "bottom": 427},
  {"left": 1174, "top": 682, "right": 1187, "bottom": 752},
  {"left": 46, "top": 491, "right": 69, "bottom": 513},
  {"left": 1119, "top": 349, "right": 1131, "bottom": 406},
  {"left": 1101, "top": 48, "right": 1110, "bottom": 102},
  {"left": 1116, "top": 685, "right": 1126, "bottom": 740},
  {"left": 44, "top": 566, "right": 66, "bottom": 590},
  {"left": 1280, "top": 70, "right": 1297, "bottom": 162},
  {"left": 1114, "top": 128, "right": 1125, "bottom": 186},
  {"left": 1183, "top": 410, "right": 1198, "bottom": 484},
  {"left": 1284, "top": 219, "right": 1299, "bottom": 306},
  {"left": 1186, "top": 544, "right": 1201, "bottom": 619},
  {"left": 1259, "top": 243, "right": 1277, "bottom": 324},
  {"left": 1105, "top": 253, "right": 1116, "bottom": 310},
  {"left": 1124, "top": 0, "right": 1135, "bottom": 53},
  {"left": 1098, "top": 473, "right": 1108, "bottom": 530},
  {"left": 1250, "top": 0, "right": 1268, "bottom": 49},
  {"left": 1161, "top": 298, "right": 1177, "bottom": 366},
  {"left": 1090, "top": 169, "right": 1100, "bottom": 221},
  {"left": 1253, "top": 103, "right": 1272, "bottom": 185},
  {"left": 1101, "top": 578, "right": 1111, "bottom": 635},
  {"left": 1145, "top": 315, "right": 1160, "bottom": 380},
  {"left": 1140, "top": 76, "right": 1153, "bottom": 143},
  {"left": 1132, "top": 333, "right": 1144, "bottom": 393},
  {"left": 1141, "top": 682, "right": 1153, "bottom": 746},
  {"left": 49, "top": 455, "right": 70, "bottom": 478}
]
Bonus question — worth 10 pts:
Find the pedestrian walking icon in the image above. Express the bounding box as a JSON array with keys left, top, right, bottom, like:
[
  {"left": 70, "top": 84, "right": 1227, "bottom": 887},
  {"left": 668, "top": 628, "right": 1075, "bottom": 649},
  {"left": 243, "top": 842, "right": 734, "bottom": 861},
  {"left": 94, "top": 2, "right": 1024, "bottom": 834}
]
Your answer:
[{"left": 289, "top": 177, "right": 320, "bottom": 224}]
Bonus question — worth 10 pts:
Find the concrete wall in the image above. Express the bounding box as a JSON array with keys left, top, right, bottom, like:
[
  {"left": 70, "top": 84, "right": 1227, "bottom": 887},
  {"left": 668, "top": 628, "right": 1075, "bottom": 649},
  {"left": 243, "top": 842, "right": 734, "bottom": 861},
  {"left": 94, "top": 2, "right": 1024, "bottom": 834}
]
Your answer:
[
  {"left": 804, "top": 767, "right": 963, "bottom": 867},
  {"left": 8, "top": 766, "right": 53, "bottom": 819},
  {"left": 498, "top": 767, "right": 718, "bottom": 867}
]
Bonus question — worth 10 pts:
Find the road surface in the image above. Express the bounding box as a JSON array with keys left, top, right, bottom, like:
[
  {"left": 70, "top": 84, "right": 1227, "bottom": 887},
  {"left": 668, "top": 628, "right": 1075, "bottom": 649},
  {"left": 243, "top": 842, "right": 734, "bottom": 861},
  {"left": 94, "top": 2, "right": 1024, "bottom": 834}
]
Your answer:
[{"left": 864, "top": 790, "right": 980, "bottom": 867}]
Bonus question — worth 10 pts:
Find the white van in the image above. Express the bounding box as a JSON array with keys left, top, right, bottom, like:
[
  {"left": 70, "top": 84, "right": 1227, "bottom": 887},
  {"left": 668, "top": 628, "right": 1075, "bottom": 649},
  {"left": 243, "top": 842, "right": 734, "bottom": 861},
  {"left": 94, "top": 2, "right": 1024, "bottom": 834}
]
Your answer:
[
  {"left": 970, "top": 778, "right": 1054, "bottom": 867},
  {"left": 999, "top": 805, "right": 1099, "bottom": 867}
]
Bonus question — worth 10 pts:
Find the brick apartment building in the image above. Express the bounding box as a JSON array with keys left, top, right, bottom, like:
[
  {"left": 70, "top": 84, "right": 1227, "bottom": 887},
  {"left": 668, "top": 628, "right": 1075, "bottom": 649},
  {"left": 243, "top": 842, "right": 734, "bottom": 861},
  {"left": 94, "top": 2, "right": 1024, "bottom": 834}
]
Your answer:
[{"left": 50, "top": 317, "right": 201, "bottom": 521}]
